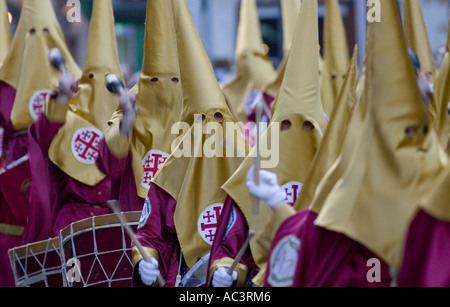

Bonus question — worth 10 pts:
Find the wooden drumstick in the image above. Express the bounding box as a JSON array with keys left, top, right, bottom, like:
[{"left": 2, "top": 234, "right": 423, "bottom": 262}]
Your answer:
[
  {"left": 252, "top": 99, "right": 263, "bottom": 216},
  {"left": 107, "top": 200, "right": 166, "bottom": 287},
  {"left": 228, "top": 230, "right": 255, "bottom": 276}
]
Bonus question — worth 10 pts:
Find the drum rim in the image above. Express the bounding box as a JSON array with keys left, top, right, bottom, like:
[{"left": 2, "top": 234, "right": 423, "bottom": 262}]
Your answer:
[
  {"left": 59, "top": 211, "right": 142, "bottom": 244},
  {"left": 8, "top": 237, "right": 60, "bottom": 259}
]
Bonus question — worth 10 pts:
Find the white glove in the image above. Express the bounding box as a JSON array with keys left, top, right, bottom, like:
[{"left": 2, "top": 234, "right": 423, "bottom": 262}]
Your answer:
[
  {"left": 138, "top": 258, "right": 160, "bottom": 286},
  {"left": 246, "top": 166, "right": 286, "bottom": 210},
  {"left": 119, "top": 90, "right": 137, "bottom": 137},
  {"left": 212, "top": 267, "right": 238, "bottom": 287}
]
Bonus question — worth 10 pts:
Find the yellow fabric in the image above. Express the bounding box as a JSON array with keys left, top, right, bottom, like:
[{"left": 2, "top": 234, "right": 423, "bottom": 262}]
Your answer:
[
  {"left": 152, "top": 0, "right": 250, "bottom": 270},
  {"left": 261, "top": 0, "right": 301, "bottom": 99},
  {"left": 419, "top": 162, "right": 450, "bottom": 222},
  {"left": 0, "top": 0, "right": 11, "bottom": 68},
  {"left": 320, "top": 0, "right": 350, "bottom": 117},
  {"left": 107, "top": 0, "right": 183, "bottom": 199},
  {"left": 429, "top": 52, "right": 450, "bottom": 149},
  {"left": 0, "top": 0, "right": 81, "bottom": 132},
  {"left": 131, "top": 246, "right": 159, "bottom": 268},
  {"left": 48, "top": 0, "right": 122, "bottom": 186},
  {"left": 0, "top": 223, "right": 24, "bottom": 236},
  {"left": 280, "top": 0, "right": 301, "bottom": 58},
  {"left": 44, "top": 96, "right": 70, "bottom": 123},
  {"left": 221, "top": 0, "right": 276, "bottom": 123},
  {"left": 222, "top": 0, "right": 327, "bottom": 269},
  {"left": 296, "top": 45, "right": 359, "bottom": 212},
  {"left": 314, "top": 0, "right": 448, "bottom": 271},
  {"left": 208, "top": 258, "right": 248, "bottom": 287},
  {"left": 403, "top": 0, "right": 437, "bottom": 81}
]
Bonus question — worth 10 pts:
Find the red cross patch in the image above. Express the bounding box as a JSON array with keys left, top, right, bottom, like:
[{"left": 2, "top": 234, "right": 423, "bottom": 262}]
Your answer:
[
  {"left": 71, "top": 127, "right": 104, "bottom": 165},
  {"left": 282, "top": 181, "right": 303, "bottom": 207},
  {"left": 29, "top": 89, "right": 54, "bottom": 120},
  {"left": 197, "top": 204, "right": 224, "bottom": 245},
  {"left": 140, "top": 150, "right": 169, "bottom": 189}
]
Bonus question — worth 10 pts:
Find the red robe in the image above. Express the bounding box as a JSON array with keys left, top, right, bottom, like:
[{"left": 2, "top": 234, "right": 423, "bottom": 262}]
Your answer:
[
  {"left": 96, "top": 139, "right": 145, "bottom": 213},
  {"left": 265, "top": 209, "right": 392, "bottom": 287},
  {"left": 25, "top": 108, "right": 113, "bottom": 242},
  {"left": 207, "top": 195, "right": 258, "bottom": 287},
  {"left": 398, "top": 209, "right": 450, "bottom": 287},
  {"left": 0, "top": 81, "right": 32, "bottom": 287},
  {"left": 132, "top": 182, "right": 183, "bottom": 287}
]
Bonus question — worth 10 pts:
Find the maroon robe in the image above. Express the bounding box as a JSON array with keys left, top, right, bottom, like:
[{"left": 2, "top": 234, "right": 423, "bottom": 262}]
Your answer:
[
  {"left": 0, "top": 81, "right": 32, "bottom": 287},
  {"left": 96, "top": 139, "right": 145, "bottom": 212},
  {"left": 132, "top": 182, "right": 182, "bottom": 287},
  {"left": 265, "top": 209, "right": 392, "bottom": 287},
  {"left": 207, "top": 195, "right": 258, "bottom": 286},
  {"left": 398, "top": 209, "right": 450, "bottom": 287},
  {"left": 24, "top": 111, "right": 113, "bottom": 242}
]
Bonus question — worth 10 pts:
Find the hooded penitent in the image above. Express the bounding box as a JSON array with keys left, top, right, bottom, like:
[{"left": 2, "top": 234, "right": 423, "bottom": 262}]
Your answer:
[
  {"left": 151, "top": 0, "right": 250, "bottom": 269},
  {"left": 0, "top": 0, "right": 81, "bottom": 131},
  {"left": 107, "top": 0, "right": 183, "bottom": 199},
  {"left": 46, "top": 0, "right": 123, "bottom": 187},
  {"left": 222, "top": 0, "right": 328, "bottom": 269},
  {"left": 221, "top": 0, "right": 276, "bottom": 123},
  {"left": 314, "top": 0, "right": 448, "bottom": 271},
  {"left": 320, "top": 0, "right": 350, "bottom": 118},
  {"left": 295, "top": 45, "right": 359, "bottom": 212}
]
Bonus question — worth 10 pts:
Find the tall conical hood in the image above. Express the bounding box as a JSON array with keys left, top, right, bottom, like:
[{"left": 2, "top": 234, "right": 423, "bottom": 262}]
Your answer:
[
  {"left": 320, "top": 0, "right": 350, "bottom": 116},
  {"left": 108, "top": 0, "right": 183, "bottom": 198},
  {"left": 0, "top": 0, "right": 81, "bottom": 131},
  {"left": 315, "top": 0, "right": 448, "bottom": 271},
  {"left": 0, "top": 0, "right": 11, "bottom": 68},
  {"left": 221, "top": 0, "right": 276, "bottom": 123},
  {"left": 47, "top": 0, "right": 123, "bottom": 187},
  {"left": 152, "top": 0, "right": 250, "bottom": 269},
  {"left": 223, "top": 0, "right": 327, "bottom": 269},
  {"left": 262, "top": 0, "right": 301, "bottom": 99},
  {"left": 295, "top": 45, "right": 359, "bottom": 212},
  {"left": 174, "top": 0, "right": 232, "bottom": 123},
  {"left": 281, "top": 0, "right": 301, "bottom": 57},
  {"left": 404, "top": 0, "right": 437, "bottom": 80}
]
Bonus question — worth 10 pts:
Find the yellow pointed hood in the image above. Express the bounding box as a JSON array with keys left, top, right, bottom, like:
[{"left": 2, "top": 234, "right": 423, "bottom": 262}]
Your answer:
[
  {"left": 47, "top": 0, "right": 123, "bottom": 186},
  {"left": 295, "top": 45, "right": 359, "bottom": 212},
  {"left": 320, "top": 0, "right": 350, "bottom": 117},
  {"left": 0, "top": 0, "right": 11, "bottom": 68},
  {"left": 261, "top": 0, "right": 301, "bottom": 99},
  {"left": 0, "top": 0, "right": 81, "bottom": 131},
  {"left": 280, "top": 0, "right": 301, "bottom": 58},
  {"left": 403, "top": 0, "right": 437, "bottom": 81},
  {"left": 314, "top": 0, "right": 448, "bottom": 271},
  {"left": 221, "top": 0, "right": 276, "bottom": 123},
  {"left": 152, "top": 0, "right": 250, "bottom": 269},
  {"left": 222, "top": 0, "right": 327, "bottom": 269},
  {"left": 108, "top": 0, "right": 183, "bottom": 198}
]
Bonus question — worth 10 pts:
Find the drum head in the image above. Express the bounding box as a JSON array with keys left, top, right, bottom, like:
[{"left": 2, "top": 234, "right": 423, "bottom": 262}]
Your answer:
[{"left": 59, "top": 212, "right": 141, "bottom": 287}]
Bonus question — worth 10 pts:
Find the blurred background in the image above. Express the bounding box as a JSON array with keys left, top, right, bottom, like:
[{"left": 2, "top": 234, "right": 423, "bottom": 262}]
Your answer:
[{"left": 4, "top": 0, "right": 450, "bottom": 87}]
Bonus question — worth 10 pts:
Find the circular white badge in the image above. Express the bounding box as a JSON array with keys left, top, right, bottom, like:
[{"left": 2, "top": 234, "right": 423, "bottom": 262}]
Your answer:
[
  {"left": 71, "top": 127, "right": 104, "bottom": 165},
  {"left": 140, "top": 150, "right": 169, "bottom": 189},
  {"left": 197, "top": 204, "right": 224, "bottom": 245},
  {"left": 29, "top": 89, "right": 54, "bottom": 120},
  {"left": 268, "top": 235, "right": 301, "bottom": 287}
]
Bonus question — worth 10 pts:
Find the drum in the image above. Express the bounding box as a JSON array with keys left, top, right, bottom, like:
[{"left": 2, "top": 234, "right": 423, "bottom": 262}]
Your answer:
[
  {"left": 8, "top": 237, "right": 63, "bottom": 287},
  {"left": 59, "top": 211, "right": 142, "bottom": 287}
]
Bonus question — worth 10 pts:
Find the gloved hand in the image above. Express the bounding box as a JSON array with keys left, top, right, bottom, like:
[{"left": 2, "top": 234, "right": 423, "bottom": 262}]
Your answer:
[
  {"left": 246, "top": 165, "right": 286, "bottom": 211},
  {"left": 56, "top": 72, "right": 76, "bottom": 103},
  {"left": 138, "top": 258, "right": 160, "bottom": 286},
  {"left": 212, "top": 267, "right": 238, "bottom": 287},
  {"left": 119, "top": 90, "right": 137, "bottom": 137}
]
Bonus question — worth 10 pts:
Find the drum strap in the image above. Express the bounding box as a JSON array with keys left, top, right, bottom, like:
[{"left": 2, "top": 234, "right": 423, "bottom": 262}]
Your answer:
[{"left": 0, "top": 223, "right": 24, "bottom": 236}]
